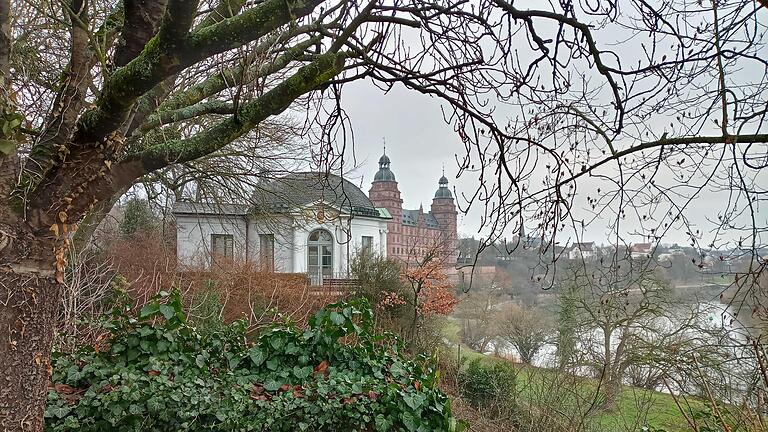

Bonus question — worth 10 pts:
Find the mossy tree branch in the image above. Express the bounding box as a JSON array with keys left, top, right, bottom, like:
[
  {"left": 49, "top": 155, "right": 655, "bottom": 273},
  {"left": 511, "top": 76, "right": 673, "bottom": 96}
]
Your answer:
[
  {"left": 113, "top": 0, "right": 169, "bottom": 68},
  {"left": 140, "top": 100, "right": 236, "bottom": 132},
  {"left": 0, "top": 0, "right": 9, "bottom": 81},
  {"left": 72, "top": 0, "right": 324, "bottom": 146},
  {"left": 128, "top": 51, "right": 345, "bottom": 172},
  {"left": 19, "top": 0, "right": 93, "bottom": 203},
  {"left": 122, "top": 0, "right": 250, "bottom": 136},
  {"left": 29, "top": 50, "right": 344, "bottom": 227},
  {"left": 146, "top": 35, "right": 321, "bottom": 122}
]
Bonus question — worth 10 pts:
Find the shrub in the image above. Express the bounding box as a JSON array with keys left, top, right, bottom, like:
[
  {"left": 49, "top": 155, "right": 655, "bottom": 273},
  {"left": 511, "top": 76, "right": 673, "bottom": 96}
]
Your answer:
[
  {"left": 105, "top": 231, "right": 337, "bottom": 331},
  {"left": 182, "top": 264, "right": 331, "bottom": 331},
  {"left": 350, "top": 253, "right": 404, "bottom": 307},
  {"left": 458, "top": 359, "right": 519, "bottom": 420},
  {"left": 45, "top": 291, "right": 467, "bottom": 432}
]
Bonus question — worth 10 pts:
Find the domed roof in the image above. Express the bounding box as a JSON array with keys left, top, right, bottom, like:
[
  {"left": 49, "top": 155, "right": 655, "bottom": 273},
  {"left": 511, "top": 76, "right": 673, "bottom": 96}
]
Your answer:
[
  {"left": 374, "top": 168, "right": 396, "bottom": 182},
  {"left": 373, "top": 151, "right": 396, "bottom": 182},
  {"left": 434, "top": 174, "right": 453, "bottom": 199},
  {"left": 434, "top": 187, "right": 453, "bottom": 199}
]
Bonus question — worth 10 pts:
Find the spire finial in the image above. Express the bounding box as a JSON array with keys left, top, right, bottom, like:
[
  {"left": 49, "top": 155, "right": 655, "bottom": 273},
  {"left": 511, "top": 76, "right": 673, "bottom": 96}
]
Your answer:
[
  {"left": 383, "top": 137, "right": 386, "bottom": 155},
  {"left": 442, "top": 163, "right": 445, "bottom": 176}
]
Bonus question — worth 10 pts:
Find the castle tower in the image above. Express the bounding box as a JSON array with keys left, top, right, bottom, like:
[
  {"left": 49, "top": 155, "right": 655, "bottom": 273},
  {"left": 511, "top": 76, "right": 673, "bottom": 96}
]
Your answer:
[
  {"left": 368, "top": 150, "right": 403, "bottom": 259},
  {"left": 430, "top": 174, "right": 458, "bottom": 264}
]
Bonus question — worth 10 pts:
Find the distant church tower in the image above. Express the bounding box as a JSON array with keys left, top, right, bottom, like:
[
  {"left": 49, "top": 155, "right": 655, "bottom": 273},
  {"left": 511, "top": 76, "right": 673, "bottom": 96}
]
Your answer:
[
  {"left": 430, "top": 173, "right": 458, "bottom": 264},
  {"left": 368, "top": 150, "right": 403, "bottom": 259}
]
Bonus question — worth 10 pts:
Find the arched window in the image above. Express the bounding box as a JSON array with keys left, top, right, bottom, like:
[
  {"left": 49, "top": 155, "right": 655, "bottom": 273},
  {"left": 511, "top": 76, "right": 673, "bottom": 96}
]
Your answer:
[{"left": 308, "top": 229, "right": 333, "bottom": 283}]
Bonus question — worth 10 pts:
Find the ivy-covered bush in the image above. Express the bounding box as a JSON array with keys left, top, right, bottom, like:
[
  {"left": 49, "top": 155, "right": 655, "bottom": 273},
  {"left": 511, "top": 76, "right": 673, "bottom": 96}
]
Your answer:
[{"left": 45, "top": 291, "right": 467, "bottom": 431}]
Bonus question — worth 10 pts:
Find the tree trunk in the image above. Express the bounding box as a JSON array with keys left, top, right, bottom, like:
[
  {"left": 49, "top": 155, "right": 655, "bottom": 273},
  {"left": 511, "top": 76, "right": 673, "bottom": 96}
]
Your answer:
[
  {"left": 600, "top": 325, "right": 619, "bottom": 411},
  {"left": 0, "top": 264, "right": 61, "bottom": 432},
  {"left": 72, "top": 186, "right": 127, "bottom": 252},
  {"left": 410, "top": 286, "right": 420, "bottom": 348}
]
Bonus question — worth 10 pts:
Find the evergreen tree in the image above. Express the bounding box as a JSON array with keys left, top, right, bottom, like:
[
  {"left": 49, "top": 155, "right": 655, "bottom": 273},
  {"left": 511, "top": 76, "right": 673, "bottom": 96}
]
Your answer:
[{"left": 119, "top": 198, "right": 157, "bottom": 237}]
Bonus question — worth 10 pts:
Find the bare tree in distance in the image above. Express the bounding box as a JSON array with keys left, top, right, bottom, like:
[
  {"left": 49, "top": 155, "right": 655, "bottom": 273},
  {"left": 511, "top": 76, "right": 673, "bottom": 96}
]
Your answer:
[
  {"left": 561, "top": 259, "right": 674, "bottom": 410},
  {"left": 500, "top": 303, "right": 551, "bottom": 365},
  {"left": 455, "top": 1, "right": 767, "bottom": 306},
  {"left": 455, "top": 281, "right": 503, "bottom": 353}
]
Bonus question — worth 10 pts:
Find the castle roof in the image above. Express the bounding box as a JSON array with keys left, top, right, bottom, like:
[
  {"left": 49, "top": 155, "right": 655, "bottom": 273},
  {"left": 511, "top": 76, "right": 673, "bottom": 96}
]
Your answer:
[
  {"left": 434, "top": 174, "right": 453, "bottom": 199},
  {"left": 401, "top": 209, "right": 440, "bottom": 228},
  {"left": 373, "top": 150, "right": 396, "bottom": 182}
]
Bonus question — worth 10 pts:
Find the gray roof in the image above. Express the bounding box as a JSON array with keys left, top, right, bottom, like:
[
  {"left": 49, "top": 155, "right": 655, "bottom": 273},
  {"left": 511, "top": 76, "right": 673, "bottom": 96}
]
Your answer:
[
  {"left": 571, "top": 242, "right": 595, "bottom": 252},
  {"left": 373, "top": 151, "right": 396, "bottom": 182},
  {"left": 434, "top": 186, "right": 453, "bottom": 199},
  {"left": 402, "top": 209, "right": 441, "bottom": 229},
  {"left": 434, "top": 175, "right": 453, "bottom": 199},
  {"left": 374, "top": 167, "right": 396, "bottom": 182},
  {"left": 251, "top": 172, "right": 386, "bottom": 219},
  {"left": 173, "top": 202, "right": 248, "bottom": 216}
]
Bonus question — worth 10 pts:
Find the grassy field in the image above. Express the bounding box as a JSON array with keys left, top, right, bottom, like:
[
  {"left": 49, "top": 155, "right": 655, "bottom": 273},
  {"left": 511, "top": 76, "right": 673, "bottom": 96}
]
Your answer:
[{"left": 441, "top": 318, "right": 707, "bottom": 432}]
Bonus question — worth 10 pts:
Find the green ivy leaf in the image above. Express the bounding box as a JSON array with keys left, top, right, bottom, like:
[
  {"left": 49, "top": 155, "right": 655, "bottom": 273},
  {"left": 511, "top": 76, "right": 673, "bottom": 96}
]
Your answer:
[
  {"left": 62, "top": 416, "right": 80, "bottom": 429},
  {"left": 293, "top": 365, "right": 312, "bottom": 380},
  {"left": 47, "top": 405, "right": 71, "bottom": 419},
  {"left": 402, "top": 411, "right": 419, "bottom": 431},
  {"left": 266, "top": 358, "right": 280, "bottom": 371},
  {"left": 139, "top": 302, "right": 160, "bottom": 319},
  {"left": 157, "top": 340, "right": 170, "bottom": 352},
  {"left": 159, "top": 304, "right": 176, "bottom": 320},
  {"left": 330, "top": 312, "right": 345, "bottom": 325},
  {"left": 264, "top": 379, "right": 281, "bottom": 392},
  {"left": 249, "top": 347, "right": 266, "bottom": 366},
  {"left": 403, "top": 393, "right": 425, "bottom": 411},
  {"left": 127, "top": 348, "right": 140, "bottom": 361},
  {"left": 390, "top": 361, "right": 407, "bottom": 377},
  {"left": 0, "top": 138, "right": 16, "bottom": 155}
]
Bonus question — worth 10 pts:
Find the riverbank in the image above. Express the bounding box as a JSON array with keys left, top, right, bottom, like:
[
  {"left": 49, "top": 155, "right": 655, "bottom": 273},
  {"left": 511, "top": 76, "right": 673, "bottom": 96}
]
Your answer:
[{"left": 442, "top": 320, "right": 707, "bottom": 432}]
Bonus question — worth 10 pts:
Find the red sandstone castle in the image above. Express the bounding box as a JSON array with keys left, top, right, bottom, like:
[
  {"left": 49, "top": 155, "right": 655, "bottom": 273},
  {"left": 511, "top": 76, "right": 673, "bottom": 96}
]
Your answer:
[{"left": 368, "top": 151, "right": 458, "bottom": 265}]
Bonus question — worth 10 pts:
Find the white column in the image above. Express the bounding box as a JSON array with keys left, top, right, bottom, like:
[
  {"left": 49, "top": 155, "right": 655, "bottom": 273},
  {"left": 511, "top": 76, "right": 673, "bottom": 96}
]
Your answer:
[{"left": 292, "top": 224, "right": 303, "bottom": 273}]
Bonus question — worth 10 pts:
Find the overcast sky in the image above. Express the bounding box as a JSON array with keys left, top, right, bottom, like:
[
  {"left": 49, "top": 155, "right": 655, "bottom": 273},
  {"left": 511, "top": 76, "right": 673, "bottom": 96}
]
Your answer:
[
  {"left": 338, "top": 81, "right": 481, "bottom": 237},
  {"left": 302, "top": 2, "right": 768, "bottom": 251},
  {"left": 330, "top": 78, "right": 766, "bottom": 250}
]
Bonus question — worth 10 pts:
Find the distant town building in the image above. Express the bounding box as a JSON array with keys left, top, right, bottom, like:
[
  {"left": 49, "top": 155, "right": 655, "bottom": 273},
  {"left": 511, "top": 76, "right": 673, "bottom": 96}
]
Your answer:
[
  {"left": 568, "top": 242, "right": 595, "bottom": 260},
  {"left": 630, "top": 243, "right": 653, "bottom": 259},
  {"left": 657, "top": 253, "right": 674, "bottom": 262}
]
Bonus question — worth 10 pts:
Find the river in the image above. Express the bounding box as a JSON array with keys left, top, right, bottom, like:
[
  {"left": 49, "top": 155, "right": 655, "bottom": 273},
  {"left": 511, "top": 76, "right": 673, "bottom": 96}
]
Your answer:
[{"left": 481, "top": 299, "right": 763, "bottom": 401}]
